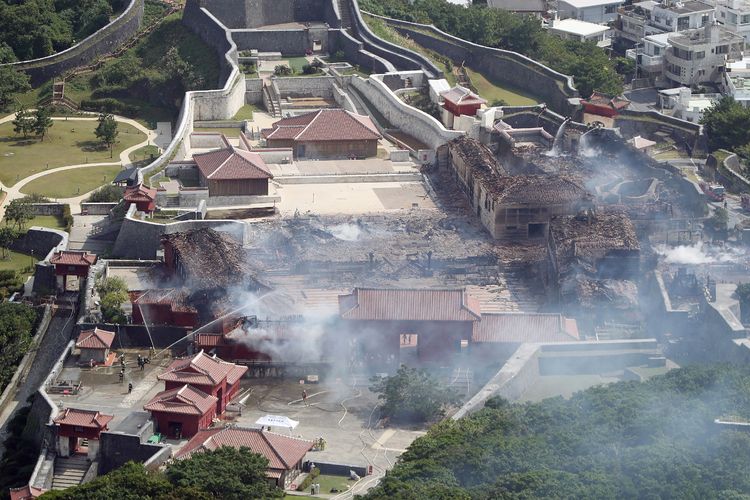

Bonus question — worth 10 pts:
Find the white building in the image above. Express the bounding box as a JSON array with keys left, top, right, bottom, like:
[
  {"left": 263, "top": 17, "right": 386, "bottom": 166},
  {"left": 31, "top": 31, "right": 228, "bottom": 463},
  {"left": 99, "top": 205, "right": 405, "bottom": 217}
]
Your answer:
[
  {"left": 659, "top": 86, "right": 720, "bottom": 121},
  {"left": 627, "top": 32, "right": 672, "bottom": 85},
  {"left": 715, "top": 0, "right": 750, "bottom": 42},
  {"left": 549, "top": 18, "right": 613, "bottom": 46},
  {"left": 488, "top": 0, "right": 548, "bottom": 16},
  {"left": 664, "top": 23, "right": 744, "bottom": 86},
  {"left": 558, "top": 0, "right": 625, "bottom": 24},
  {"left": 616, "top": 0, "right": 715, "bottom": 44},
  {"left": 723, "top": 57, "right": 750, "bottom": 105}
]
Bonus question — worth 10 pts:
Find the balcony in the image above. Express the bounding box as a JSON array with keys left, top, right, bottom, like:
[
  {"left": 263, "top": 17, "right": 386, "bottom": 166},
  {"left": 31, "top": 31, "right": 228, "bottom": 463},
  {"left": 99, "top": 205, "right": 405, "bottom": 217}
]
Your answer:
[{"left": 626, "top": 48, "right": 664, "bottom": 69}]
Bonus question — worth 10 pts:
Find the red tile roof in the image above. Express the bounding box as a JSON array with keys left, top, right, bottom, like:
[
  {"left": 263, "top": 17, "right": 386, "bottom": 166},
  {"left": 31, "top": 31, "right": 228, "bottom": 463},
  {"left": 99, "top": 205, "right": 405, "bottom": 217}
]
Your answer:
[
  {"left": 440, "top": 86, "right": 486, "bottom": 107},
  {"left": 339, "top": 288, "right": 482, "bottom": 322},
  {"left": 53, "top": 408, "right": 113, "bottom": 429},
  {"left": 130, "top": 288, "right": 197, "bottom": 314},
  {"left": 49, "top": 251, "right": 97, "bottom": 266},
  {"left": 472, "top": 313, "right": 579, "bottom": 343},
  {"left": 263, "top": 109, "right": 380, "bottom": 142},
  {"left": 123, "top": 184, "right": 157, "bottom": 203},
  {"left": 76, "top": 328, "right": 115, "bottom": 349},
  {"left": 583, "top": 91, "right": 630, "bottom": 110},
  {"left": 9, "top": 485, "right": 45, "bottom": 500},
  {"left": 158, "top": 350, "right": 248, "bottom": 387},
  {"left": 193, "top": 147, "right": 273, "bottom": 181},
  {"left": 175, "top": 426, "right": 313, "bottom": 471},
  {"left": 144, "top": 385, "right": 218, "bottom": 416}
]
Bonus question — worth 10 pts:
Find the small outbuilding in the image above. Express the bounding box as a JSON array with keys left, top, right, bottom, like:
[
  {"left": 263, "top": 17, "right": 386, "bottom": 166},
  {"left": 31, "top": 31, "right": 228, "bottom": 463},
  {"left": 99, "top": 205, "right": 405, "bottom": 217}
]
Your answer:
[
  {"left": 193, "top": 146, "right": 273, "bottom": 196},
  {"left": 76, "top": 327, "right": 115, "bottom": 365},
  {"left": 49, "top": 251, "right": 97, "bottom": 291},
  {"left": 123, "top": 184, "right": 157, "bottom": 213},
  {"left": 144, "top": 385, "right": 218, "bottom": 439},
  {"left": 9, "top": 485, "right": 45, "bottom": 500},
  {"left": 175, "top": 427, "right": 314, "bottom": 489},
  {"left": 262, "top": 109, "right": 381, "bottom": 159},
  {"left": 440, "top": 85, "right": 486, "bottom": 117}
]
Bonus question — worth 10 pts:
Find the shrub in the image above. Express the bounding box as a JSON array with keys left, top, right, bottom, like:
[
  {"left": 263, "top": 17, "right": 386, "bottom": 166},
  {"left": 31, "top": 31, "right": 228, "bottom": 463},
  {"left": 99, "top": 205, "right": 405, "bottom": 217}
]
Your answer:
[
  {"left": 80, "top": 98, "right": 139, "bottom": 117},
  {"left": 62, "top": 205, "right": 73, "bottom": 233},
  {"left": 88, "top": 184, "right": 124, "bottom": 203},
  {"left": 297, "top": 467, "right": 321, "bottom": 491},
  {"left": 274, "top": 65, "right": 293, "bottom": 76}
]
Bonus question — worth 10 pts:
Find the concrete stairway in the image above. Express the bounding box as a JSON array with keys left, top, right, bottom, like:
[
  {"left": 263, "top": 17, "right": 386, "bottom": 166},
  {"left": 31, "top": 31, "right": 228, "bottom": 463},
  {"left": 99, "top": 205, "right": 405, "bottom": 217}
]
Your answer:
[
  {"left": 52, "top": 455, "right": 89, "bottom": 490},
  {"left": 337, "top": 0, "right": 352, "bottom": 29}
]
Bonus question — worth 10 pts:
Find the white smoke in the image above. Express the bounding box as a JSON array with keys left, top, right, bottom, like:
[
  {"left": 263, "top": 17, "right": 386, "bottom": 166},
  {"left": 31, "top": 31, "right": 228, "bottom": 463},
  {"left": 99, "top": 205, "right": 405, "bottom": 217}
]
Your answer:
[
  {"left": 328, "top": 223, "right": 362, "bottom": 241},
  {"left": 657, "top": 242, "right": 744, "bottom": 265}
]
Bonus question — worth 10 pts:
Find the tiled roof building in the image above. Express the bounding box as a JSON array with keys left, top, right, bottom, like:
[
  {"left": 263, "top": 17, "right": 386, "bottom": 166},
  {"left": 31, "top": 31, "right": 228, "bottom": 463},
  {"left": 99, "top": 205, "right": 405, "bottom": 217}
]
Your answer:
[
  {"left": 144, "top": 385, "right": 218, "bottom": 438},
  {"left": 193, "top": 146, "right": 273, "bottom": 196}
]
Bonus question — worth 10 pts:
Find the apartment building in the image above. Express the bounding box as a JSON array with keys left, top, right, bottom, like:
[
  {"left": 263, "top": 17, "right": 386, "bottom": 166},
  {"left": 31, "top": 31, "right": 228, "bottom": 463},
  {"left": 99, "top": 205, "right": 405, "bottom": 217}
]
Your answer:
[
  {"left": 664, "top": 23, "right": 744, "bottom": 85},
  {"left": 558, "top": 0, "right": 625, "bottom": 24},
  {"left": 723, "top": 57, "right": 750, "bottom": 105},
  {"left": 715, "top": 0, "right": 750, "bottom": 42},
  {"left": 616, "top": 0, "right": 715, "bottom": 44},
  {"left": 550, "top": 18, "right": 613, "bottom": 47}
]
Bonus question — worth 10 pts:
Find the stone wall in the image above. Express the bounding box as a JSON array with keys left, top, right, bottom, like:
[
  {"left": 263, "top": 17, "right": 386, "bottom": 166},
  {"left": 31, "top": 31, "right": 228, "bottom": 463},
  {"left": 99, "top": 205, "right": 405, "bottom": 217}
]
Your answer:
[
  {"left": 12, "top": 228, "right": 67, "bottom": 261},
  {"left": 3, "top": 0, "right": 144, "bottom": 85},
  {"left": 100, "top": 431, "right": 167, "bottom": 474},
  {"left": 372, "top": 15, "right": 578, "bottom": 115},
  {"left": 350, "top": 75, "right": 462, "bottom": 150},
  {"left": 231, "top": 26, "right": 331, "bottom": 55},
  {"left": 245, "top": 78, "right": 264, "bottom": 104},
  {"left": 29, "top": 203, "right": 64, "bottom": 216},
  {"left": 199, "top": 0, "right": 328, "bottom": 29},
  {"left": 274, "top": 76, "right": 336, "bottom": 98},
  {"left": 615, "top": 109, "right": 703, "bottom": 153},
  {"left": 329, "top": 29, "right": 394, "bottom": 75},
  {"left": 81, "top": 202, "right": 118, "bottom": 215},
  {"left": 111, "top": 205, "right": 246, "bottom": 259}
]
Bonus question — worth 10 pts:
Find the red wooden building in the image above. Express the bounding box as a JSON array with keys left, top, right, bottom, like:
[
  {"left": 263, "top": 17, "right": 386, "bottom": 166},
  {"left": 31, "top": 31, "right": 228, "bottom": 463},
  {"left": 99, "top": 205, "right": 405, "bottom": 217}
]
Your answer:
[
  {"left": 49, "top": 251, "right": 97, "bottom": 291},
  {"left": 193, "top": 147, "right": 273, "bottom": 196},
  {"left": 76, "top": 327, "right": 115, "bottom": 366},
  {"left": 9, "top": 486, "right": 45, "bottom": 500},
  {"left": 123, "top": 184, "right": 157, "bottom": 213},
  {"left": 175, "top": 427, "right": 313, "bottom": 488},
  {"left": 144, "top": 385, "right": 217, "bottom": 439},
  {"left": 130, "top": 289, "right": 199, "bottom": 328},
  {"left": 580, "top": 91, "right": 630, "bottom": 118},
  {"left": 53, "top": 408, "right": 113, "bottom": 459},
  {"left": 158, "top": 351, "right": 248, "bottom": 415},
  {"left": 440, "top": 86, "right": 486, "bottom": 117}
]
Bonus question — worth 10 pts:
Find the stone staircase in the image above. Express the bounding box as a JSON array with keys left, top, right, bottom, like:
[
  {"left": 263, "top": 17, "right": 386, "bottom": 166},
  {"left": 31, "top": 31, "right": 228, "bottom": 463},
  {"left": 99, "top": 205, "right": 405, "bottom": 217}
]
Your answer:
[
  {"left": 52, "top": 455, "right": 89, "bottom": 490},
  {"left": 337, "top": 0, "right": 352, "bottom": 29}
]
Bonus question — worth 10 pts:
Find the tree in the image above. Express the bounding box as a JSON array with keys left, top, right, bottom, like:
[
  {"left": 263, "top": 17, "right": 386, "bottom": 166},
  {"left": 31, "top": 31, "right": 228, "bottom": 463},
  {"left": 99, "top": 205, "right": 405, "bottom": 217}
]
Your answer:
[
  {"left": 0, "top": 226, "right": 19, "bottom": 259},
  {"left": 12, "top": 107, "right": 34, "bottom": 139},
  {"left": 0, "top": 66, "right": 30, "bottom": 111},
  {"left": 4, "top": 199, "right": 33, "bottom": 231},
  {"left": 166, "top": 447, "right": 282, "bottom": 500},
  {"left": 0, "top": 303, "right": 37, "bottom": 392},
  {"left": 274, "top": 64, "right": 293, "bottom": 76},
  {"left": 33, "top": 106, "right": 53, "bottom": 141},
  {"left": 700, "top": 96, "right": 750, "bottom": 152},
  {"left": 39, "top": 462, "right": 172, "bottom": 500},
  {"left": 96, "top": 276, "right": 128, "bottom": 324},
  {"left": 87, "top": 184, "right": 124, "bottom": 203},
  {"left": 95, "top": 113, "right": 119, "bottom": 157},
  {"left": 711, "top": 207, "right": 729, "bottom": 232},
  {"left": 370, "top": 365, "right": 460, "bottom": 423}
]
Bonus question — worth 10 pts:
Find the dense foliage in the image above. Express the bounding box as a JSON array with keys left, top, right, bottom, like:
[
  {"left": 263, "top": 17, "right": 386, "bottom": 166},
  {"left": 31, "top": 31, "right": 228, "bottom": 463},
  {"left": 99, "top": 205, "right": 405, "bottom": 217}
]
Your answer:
[
  {"left": 700, "top": 96, "right": 750, "bottom": 154},
  {"left": 96, "top": 276, "right": 128, "bottom": 324},
  {"left": 39, "top": 447, "right": 281, "bottom": 499},
  {"left": 0, "top": 65, "right": 30, "bottom": 112},
  {"left": 0, "top": 403, "right": 39, "bottom": 498},
  {"left": 87, "top": 184, "right": 124, "bottom": 203},
  {"left": 0, "top": 303, "right": 38, "bottom": 393},
  {"left": 365, "top": 364, "right": 750, "bottom": 499},
  {"left": 371, "top": 365, "right": 460, "bottom": 423},
  {"left": 0, "top": 0, "right": 126, "bottom": 61},
  {"left": 359, "top": 0, "right": 622, "bottom": 97}
]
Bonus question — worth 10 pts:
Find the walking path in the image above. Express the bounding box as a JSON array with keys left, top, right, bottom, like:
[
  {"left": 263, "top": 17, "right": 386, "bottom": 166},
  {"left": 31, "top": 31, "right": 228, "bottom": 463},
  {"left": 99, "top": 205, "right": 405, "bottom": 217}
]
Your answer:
[{"left": 0, "top": 112, "right": 156, "bottom": 218}]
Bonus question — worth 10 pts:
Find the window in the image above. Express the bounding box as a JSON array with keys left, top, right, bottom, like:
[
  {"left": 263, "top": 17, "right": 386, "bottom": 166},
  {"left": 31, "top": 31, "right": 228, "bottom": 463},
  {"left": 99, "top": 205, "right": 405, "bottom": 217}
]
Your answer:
[
  {"left": 696, "top": 51, "right": 706, "bottom": 59},
  {"left": 653, "top": 46, "right": 661, "bottom": 55},
  {"left": 605, "top": 4, "right": 617, "bottom": 14},
  {"left": 702, "top": 14, "right": 710, "bottom": 26},
  {"left": 677, "top": 16, "right": 689, "bottom": 30},
  {"left": 728, "top": 12, "right": 738, "bottom": 24},
  {"left": 666, "top": 17, "right": 673, "bottom": 26},
  {"left": 743, "top": 14, "right": 750, "bottom": 24},
  {"left": 717, "top": 45, "right": 729, "bottom": 54}
]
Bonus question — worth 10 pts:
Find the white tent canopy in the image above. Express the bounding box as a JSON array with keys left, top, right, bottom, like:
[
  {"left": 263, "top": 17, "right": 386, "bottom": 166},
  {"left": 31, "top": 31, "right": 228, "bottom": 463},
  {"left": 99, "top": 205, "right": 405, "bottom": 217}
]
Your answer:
[{"left": 255, "top": 414, "right": 299, "bottom": 430}]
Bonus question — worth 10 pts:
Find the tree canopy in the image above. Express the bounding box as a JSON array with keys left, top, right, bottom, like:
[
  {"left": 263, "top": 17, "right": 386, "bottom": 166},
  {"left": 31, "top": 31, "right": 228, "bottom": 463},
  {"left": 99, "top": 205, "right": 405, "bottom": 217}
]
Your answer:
[
  {"left": 39, "top": 447, "right": 281, "bottom": 500},
  {"left": 365, "top": 364, "right": 750, "bottom": 499},
  {"left": 359, "top": 0, "right": 622, "bottom": 97},
  {"left": 0, "top": 65, "right": 30, "bottom": 111},
  {"left": 0, "top": 303, "right": 38, "bottom": 393},
  {"left": 95, "top": 113, "right": 119, "bottom": 157},
  {"left": 700, "top": 96, "right": 750, "bottom": 153},
  {"left": 371, "top": 365, "right": 460, "bottom": 423},
  {"left": 0, "top": 0, "right": 126, "bottom": 61}
]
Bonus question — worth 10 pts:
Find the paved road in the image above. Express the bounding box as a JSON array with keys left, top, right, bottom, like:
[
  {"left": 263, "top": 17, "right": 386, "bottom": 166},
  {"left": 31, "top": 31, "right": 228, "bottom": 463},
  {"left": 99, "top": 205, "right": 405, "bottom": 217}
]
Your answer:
[
  {"left": 0, "top": 306, "right": 77, "bottom": 455},
  {"left": 0, "top": 112, "right": 156, "bottom": 217}
]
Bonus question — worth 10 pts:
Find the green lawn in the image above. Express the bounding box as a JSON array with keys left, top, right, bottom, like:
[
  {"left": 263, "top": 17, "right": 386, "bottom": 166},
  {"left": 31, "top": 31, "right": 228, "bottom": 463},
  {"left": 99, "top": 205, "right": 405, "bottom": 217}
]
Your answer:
[
  {"left": 313, "top": 474, "right": 356, "bottom": 495},
  {"left": 20, "top": 165, "right": 124, "bottom": 198},
  {"left": 129, "top": 144, "right": 160, "bottom": 168},
  {"left": 287, "top": 57, "right": 311, "bottom": 73},
  {"left": 26, "top": 214, "right": 65, "bottom": 230},
  {"left": 0, "top": 120, "right": 146, "bottom": 187},
  {"left": 0, "top": 250, "right": 37, "bottom": 278},
  {"left": 232, "top": 104, "right": 257, "bottom": 121},
  {"left": 465, "top": 68, "right": 537, "bottom": 106}
]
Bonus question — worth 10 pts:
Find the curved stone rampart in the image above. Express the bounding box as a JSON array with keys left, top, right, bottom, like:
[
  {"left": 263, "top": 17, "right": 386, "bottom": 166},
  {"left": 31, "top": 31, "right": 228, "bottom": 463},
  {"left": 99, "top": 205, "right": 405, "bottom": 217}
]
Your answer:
[
  {"left": 367, "top": 14, "right": 578, "bottom": 115},
  {"left": 2, "top": 0, "right": 144, "bottom": 85}
]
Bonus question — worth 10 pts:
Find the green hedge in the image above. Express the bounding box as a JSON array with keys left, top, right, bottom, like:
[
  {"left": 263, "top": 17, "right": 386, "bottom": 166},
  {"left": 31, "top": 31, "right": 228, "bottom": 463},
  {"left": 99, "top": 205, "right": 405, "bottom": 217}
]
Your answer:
[
  {"left": 62, "top": 204, "right": 74, "bottom": 232},
  {"left": 297, "top": 467, "right": 320, "bottom": 491},
  {"left": 80, "top": 98, "right": 139, "bottom": 116}
]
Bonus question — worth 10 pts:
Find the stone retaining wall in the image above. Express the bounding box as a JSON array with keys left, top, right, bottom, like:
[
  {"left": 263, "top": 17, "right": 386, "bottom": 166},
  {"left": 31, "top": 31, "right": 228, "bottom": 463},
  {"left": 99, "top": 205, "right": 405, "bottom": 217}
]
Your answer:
[
  {"left": 274, "top": 76, "right": 336, "bottom": 98},
  {"left": 231, "top": 26, "right": 331, "bottom": 55},
  {"left": 81, "top": 202, "right": 118, "bottom": 215},
  {"left": 3, "top": 0, "right": 144, "bottom": 86},
  {"left": 371, "top": 15, "right": 578, "bottom": 115}
]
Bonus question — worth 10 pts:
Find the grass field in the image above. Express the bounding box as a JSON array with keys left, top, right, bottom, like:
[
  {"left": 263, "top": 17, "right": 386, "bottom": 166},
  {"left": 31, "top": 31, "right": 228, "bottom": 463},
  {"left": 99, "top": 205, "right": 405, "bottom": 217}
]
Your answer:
[
  {"left": 128, "top": 144, "right": 160, "bottom": 168},
  {"left": 232, "top": 104, "right": 257, "bottom": 121},
  {"left": 20, "top": 165, "right": 124, "bottom": 198},
  {"left": 0, "top": 120, "right": 145, "bottom": 187},
  {"left": 465, "top": 68, "right": 537, "bottom": 106},
  {"left": 27, "top": 215, "right": 65, "bottom": 230},
  {"left": 0, "top": 250, "right": 37, "bottom": 277},
  {"left": 314, "top": 475, "right": 355, "bottom": 495}
]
